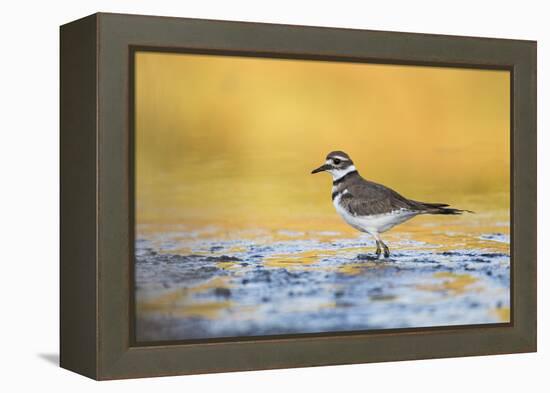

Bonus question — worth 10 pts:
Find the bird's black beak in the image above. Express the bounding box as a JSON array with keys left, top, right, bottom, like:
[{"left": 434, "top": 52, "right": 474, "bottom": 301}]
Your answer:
[{"left": 311, "top": 164, "right": 331, "bottom": 174}]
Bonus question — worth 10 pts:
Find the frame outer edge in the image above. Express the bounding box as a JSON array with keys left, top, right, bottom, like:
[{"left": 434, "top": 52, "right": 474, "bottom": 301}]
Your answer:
[
  {"left": 92, "top": 13, "right": 537, "bottom": 379},
  {"left": 60, "top": 13, "right": 99, "bottom": 380},
  {"left": 515, "top": 41, "right": 537, "bottom": 351}
]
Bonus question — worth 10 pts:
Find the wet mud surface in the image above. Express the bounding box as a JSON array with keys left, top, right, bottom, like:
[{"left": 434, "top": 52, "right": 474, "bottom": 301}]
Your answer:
[{"left": 135, "top": 221, "right": 510, "bottom": 342}]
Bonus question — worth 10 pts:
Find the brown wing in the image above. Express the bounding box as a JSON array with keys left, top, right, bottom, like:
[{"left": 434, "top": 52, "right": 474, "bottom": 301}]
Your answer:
[{"left": 342, "top": 180, "right": 424, "bottom": 216}]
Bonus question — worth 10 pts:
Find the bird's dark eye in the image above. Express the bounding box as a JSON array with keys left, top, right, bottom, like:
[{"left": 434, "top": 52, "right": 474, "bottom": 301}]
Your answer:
[{"left": 333, "top": 159, "right": 341, "bottom": 165}]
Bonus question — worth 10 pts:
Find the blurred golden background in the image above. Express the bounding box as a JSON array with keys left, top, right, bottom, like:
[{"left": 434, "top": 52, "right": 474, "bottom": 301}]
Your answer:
[{"left": 135, "top": 51, "right": 510, "bottom": 229}]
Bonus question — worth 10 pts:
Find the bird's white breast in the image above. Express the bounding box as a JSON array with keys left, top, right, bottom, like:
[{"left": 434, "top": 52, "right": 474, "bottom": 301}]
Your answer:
[{"left": 332, "top": 190, "right": 418, "bottom": 234}]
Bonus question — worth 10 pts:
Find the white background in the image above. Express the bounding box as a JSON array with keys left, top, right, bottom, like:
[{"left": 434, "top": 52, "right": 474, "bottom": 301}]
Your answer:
[{"left": 0, "top": 0, "right": 546, "bottom": 391}]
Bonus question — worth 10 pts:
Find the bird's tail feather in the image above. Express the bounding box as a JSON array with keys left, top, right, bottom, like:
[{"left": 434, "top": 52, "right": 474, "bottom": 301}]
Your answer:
[{"left": 420, "top": 202, "right": 474, "bottom": 215}]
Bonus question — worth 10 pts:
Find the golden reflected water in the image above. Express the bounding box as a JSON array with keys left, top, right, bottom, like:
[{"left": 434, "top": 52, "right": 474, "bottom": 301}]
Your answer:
[{"left": 135, "top": 51, "right": 510, "bottom": 226}]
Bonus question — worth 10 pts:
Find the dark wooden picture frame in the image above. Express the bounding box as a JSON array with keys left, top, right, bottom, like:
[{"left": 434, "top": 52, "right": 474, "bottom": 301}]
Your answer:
[{"left": 60, "top": 12, "right": 536, "bottom": 380}]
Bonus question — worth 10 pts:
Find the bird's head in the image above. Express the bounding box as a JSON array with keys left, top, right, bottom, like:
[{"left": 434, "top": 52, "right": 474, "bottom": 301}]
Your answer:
[{"left": 311, "top": 151, "right": 357, "bottom": 180}]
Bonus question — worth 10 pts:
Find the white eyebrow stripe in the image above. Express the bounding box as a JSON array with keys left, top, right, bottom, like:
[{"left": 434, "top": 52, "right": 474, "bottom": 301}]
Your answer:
[{"left": 331, "top": 156, "right": 350, "bottom": 161}]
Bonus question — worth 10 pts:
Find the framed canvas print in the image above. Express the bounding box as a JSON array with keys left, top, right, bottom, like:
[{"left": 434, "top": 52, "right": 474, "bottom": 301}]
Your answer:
[{"left": 60, "top": 13, "right": 537, "bottom": 380}]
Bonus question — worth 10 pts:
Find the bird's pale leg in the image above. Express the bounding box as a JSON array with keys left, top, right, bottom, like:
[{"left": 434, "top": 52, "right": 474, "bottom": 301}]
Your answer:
[
  {"left": 373, "top": 233, "right": 390, "bottom": 259},
  {"left": 372, "top": 233, "right": 383, "bottom": 259},
  {"left": 381, "top": 240, "right": 390, "bottom": 258},
  {"left": 375, "top": 241, "right": 382, "bottom": 259}
]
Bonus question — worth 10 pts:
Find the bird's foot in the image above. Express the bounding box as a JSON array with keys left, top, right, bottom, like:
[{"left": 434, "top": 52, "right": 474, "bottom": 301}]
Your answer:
[{"left": 383, "top": 245, "right": 390, "bottom": 259}]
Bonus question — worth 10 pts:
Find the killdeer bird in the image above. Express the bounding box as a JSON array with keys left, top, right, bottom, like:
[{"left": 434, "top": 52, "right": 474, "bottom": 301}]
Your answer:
[{"left": 311, "top": 151, "right": 470, "bottom": 259}]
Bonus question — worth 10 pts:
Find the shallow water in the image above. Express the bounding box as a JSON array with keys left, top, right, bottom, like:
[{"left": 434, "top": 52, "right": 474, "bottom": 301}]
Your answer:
[{"left": 135, "top": 213, "right": 510, "bottom": 342}]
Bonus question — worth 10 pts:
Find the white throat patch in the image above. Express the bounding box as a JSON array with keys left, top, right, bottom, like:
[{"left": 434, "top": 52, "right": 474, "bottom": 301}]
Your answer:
[{"left": 329, "top": 165, "right": 357, "bottom": 181}]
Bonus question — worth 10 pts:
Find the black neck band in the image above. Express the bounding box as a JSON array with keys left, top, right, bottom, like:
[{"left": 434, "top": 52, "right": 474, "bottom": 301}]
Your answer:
[{"left": 333, "top": 170, "right": 358, "bottom": 185}]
